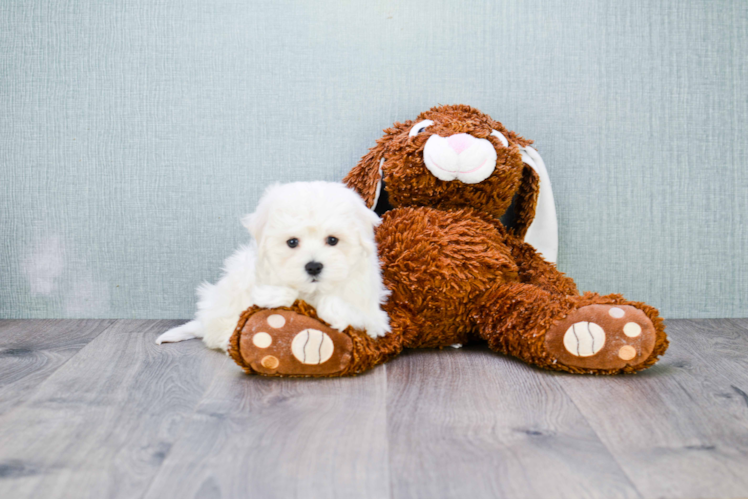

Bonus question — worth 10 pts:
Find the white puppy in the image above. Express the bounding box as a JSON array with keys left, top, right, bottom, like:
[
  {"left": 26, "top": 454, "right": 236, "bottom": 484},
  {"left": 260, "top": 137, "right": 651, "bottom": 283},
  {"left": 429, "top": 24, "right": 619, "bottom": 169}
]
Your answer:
[{"left": 156, "top": 181, "right": 390, "bottom": 351}]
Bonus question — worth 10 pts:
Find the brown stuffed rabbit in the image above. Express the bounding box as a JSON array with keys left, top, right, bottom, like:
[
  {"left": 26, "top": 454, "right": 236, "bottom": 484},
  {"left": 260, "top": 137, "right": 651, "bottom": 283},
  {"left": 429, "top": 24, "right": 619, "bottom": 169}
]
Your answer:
[{"left": 229, "top": 105, "right": 668, "bottom": 377}]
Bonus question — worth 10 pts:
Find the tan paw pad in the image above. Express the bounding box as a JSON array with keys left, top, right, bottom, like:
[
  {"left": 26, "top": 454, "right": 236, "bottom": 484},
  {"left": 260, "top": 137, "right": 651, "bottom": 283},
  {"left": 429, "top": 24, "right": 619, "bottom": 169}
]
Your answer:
[
  {"left": 563, "top": 322, "right": 605, "bottom": 357},
  {"left": 267, "top": 314, "right": 286, "bottom": 328},
  {"left": 252, "top": 332, "right": 272, "bottom": 348},
  {"left": 291, "top": 329, "right": 334, "bottom": 365},
  {"left": 623, "top": 322, "right": 642, "bottom": 337},
  {"left": 608, "top": 307, "right": 625, "bottom": 318},
  {"left": 261, "top": 355, "right": 279, "bottom": 369},
  {"left": 618, "top": 345, "right": 637, "bottom": 360}
]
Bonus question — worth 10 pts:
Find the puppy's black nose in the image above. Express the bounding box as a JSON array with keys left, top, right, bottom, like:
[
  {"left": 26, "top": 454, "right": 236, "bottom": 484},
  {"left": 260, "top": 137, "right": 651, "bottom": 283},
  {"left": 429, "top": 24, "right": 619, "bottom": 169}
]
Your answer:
[{"left": 305, "top": 261, "right": 323, "bottom": 277}]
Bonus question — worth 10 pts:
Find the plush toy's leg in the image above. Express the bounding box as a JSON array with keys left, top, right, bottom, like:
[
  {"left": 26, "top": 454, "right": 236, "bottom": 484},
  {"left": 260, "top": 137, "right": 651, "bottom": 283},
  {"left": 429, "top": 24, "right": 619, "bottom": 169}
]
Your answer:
[
  {"left": 474, "top": 284, "right": 668, "bottom": 374},
  {"left": 228, "top": 300, "right": 404, "bottom": 377},
  {"left": 506, "top": 233, "right": 580, "bottom": 296}
]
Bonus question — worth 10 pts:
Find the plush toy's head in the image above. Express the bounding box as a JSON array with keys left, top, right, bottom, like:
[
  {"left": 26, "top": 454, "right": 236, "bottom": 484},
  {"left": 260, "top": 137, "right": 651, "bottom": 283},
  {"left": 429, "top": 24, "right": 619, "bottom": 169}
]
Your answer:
[{"left": 344, "top": 104, "right": 558, "bottom": 262}]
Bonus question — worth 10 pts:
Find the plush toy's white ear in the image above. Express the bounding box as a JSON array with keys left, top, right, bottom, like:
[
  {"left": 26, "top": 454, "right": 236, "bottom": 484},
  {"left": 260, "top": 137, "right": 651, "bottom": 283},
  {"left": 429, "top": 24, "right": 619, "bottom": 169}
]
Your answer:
[
  {"left": 520, "top": 146, "right": 558, "bottom": 263},
  {"left": 370, "top": 158, "right": 385, "bottom": 209}
]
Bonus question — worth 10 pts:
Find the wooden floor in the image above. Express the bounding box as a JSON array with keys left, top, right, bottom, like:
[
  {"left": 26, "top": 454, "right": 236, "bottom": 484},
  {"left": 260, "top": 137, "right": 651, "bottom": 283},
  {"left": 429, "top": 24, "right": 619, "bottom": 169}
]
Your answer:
[{"left": 0, "top": 319, "right": 747, "bottom": 498}]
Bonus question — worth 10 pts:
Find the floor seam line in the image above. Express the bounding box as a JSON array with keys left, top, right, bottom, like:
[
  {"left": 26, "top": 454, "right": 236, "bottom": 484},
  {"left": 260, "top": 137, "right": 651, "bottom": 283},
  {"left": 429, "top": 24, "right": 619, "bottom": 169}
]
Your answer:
[
  {"left": 141, "top": 353, "right": 231, "bottom": 498},
  {"left": 555, "top": 378, "right": 645, "bottom": 499}
]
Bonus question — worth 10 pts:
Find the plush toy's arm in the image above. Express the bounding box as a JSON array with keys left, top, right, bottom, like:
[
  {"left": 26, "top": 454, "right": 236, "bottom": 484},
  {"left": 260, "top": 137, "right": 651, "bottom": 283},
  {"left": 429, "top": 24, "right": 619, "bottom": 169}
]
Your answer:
[{"left": 481, "top": 214, "right": 577, "bottom": 296}]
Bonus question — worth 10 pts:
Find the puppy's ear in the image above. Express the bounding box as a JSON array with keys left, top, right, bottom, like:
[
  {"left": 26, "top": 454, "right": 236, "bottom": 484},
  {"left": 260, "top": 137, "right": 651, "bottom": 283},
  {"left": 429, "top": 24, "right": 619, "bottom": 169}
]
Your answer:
[
  {"left": 512, "top": 146, "right": 558, "bottom": 263},
  {"left": 349, "top": 192, "right": 382, "bottom": 257},
  {"left": 242, "top": 183, "right": 280, "bottom": 241},
  {"left": 344, "top": 140, "right": 387, "bottom": 209},
  {"left": 241, "top": 211, "right": 265, "bottom": 240}
]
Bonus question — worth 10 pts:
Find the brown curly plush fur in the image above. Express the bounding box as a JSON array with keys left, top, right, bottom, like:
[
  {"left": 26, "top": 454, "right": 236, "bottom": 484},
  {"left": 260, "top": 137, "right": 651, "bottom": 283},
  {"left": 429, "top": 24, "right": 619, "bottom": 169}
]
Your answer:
[
  {"left": 345, "top": 104, "right": 668, "bottom": 374},
  {"left": 230, "top": 104, "right": 668, "bottom": 376}
]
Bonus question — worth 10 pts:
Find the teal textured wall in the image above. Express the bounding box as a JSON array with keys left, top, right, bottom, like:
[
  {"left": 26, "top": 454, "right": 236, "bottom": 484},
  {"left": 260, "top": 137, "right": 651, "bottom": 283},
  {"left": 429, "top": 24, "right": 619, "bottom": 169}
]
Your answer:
[{"left": 1, "top": 0, "right": 746, "bottom": 319}]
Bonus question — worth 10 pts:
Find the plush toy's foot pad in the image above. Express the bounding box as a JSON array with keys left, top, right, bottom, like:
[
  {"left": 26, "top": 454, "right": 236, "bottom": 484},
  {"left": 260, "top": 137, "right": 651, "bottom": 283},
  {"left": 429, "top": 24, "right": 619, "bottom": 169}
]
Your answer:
[
  {"left": 232, "top": 309, "right": 354, "bottom": 376},
  {"left": 545, "top": 305, "right": 656, "bottom": 371}
]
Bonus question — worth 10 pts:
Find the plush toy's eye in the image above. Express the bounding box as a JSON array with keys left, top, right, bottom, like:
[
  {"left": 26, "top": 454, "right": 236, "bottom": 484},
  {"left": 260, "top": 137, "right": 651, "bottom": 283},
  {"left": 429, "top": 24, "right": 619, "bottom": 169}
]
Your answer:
[
  {"left": 409, "top": 120, "right": 434, "bottom": 138},
  {"left": 326, "top": 236, "right": 339, "bottom": 246},
  {"left": 490, "top": 129, "right": 509, "bottom": 147},
  {"left": 287, "top": 238, "right": 299, "bottom": 248}
]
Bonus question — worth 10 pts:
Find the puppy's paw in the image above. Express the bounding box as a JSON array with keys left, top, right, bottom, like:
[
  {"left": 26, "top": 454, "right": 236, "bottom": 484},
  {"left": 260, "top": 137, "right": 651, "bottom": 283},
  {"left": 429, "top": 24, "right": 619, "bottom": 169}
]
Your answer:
[
  {"left": 155, "top": 321, "right": 199, "bottom": 344},
  {"left": 316, "top": 296, "right": 359, "bottom": 332},
  {"left": 365, "top": 309, "right": 391, "bottom": 339},
  {"left": 155, "top": 330, "right": 188, "bottom": 344},
  {"left": 251, "top": 285, "right": 299, "bottom": 309}
]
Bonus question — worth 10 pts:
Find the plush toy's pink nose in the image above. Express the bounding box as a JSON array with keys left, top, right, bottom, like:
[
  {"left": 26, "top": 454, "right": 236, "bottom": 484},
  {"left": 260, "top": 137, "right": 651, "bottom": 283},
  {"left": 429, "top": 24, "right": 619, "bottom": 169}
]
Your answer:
[{"left": 445, "top": 133, "right": 475, "bottom": 155}]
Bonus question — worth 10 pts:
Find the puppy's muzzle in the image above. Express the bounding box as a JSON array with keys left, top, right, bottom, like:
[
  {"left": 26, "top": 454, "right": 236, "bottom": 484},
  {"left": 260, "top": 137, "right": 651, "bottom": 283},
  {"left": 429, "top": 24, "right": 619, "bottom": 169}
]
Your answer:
[{"left": 305, "top": 261, "right": 323, "bottom": 277}]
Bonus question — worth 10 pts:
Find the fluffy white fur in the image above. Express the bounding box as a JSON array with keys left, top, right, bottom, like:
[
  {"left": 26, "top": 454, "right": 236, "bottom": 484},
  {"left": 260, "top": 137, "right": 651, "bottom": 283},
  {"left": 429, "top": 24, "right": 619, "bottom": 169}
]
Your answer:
[{"left": 156, "top": 181, "right": 390, "bottom": 351}]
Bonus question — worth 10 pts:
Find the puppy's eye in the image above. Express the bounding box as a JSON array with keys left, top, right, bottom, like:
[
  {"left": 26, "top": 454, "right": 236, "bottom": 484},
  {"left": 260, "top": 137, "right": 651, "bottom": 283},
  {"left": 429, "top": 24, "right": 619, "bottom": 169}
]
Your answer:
[
  {"left": 490, "top": 129, "right": 509, "bottom": 147},
  {"left": 287, "top": 238, "right": 299, "bottom": 248},
  {"left": 409, "top": 119, "right": 434, "bottom": 138},
  {"left": 326, "top": 236, "right": 339, "bottom": 246}
]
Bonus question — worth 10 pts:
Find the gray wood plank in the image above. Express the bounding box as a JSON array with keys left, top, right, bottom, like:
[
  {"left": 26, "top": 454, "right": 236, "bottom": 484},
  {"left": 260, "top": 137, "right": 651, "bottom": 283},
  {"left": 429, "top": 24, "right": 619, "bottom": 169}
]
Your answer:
[
  {"left": 0, "top": 320, "right": 225, "bottom": 498},
  {"left": 557, "top": 319, "right": 748, "bottom": 498},
  {"left": 0, "top": 319, "right": 114, "bottom": 416},
  {"left": 146, "top": 364, "right": 390, "bottom": 498},
  {"left": 682, "top": 318, "right": 748, "bottom": 386},
  {"left": 671, "top": 319, "right": 748, "bottom": 391},
  {"left": 727, "top": 318, "right": 748, "bottom": 331},
  {"left": 386, "top": 346, "right": 638, "bottom": 498}
]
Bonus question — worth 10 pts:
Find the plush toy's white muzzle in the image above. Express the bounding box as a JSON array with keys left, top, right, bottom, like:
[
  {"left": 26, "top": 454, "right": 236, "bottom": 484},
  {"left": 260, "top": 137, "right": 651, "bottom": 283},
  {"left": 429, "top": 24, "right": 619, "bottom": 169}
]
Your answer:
[{"left": 423, "top": 133, "right": 497, "bottom": 184}]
